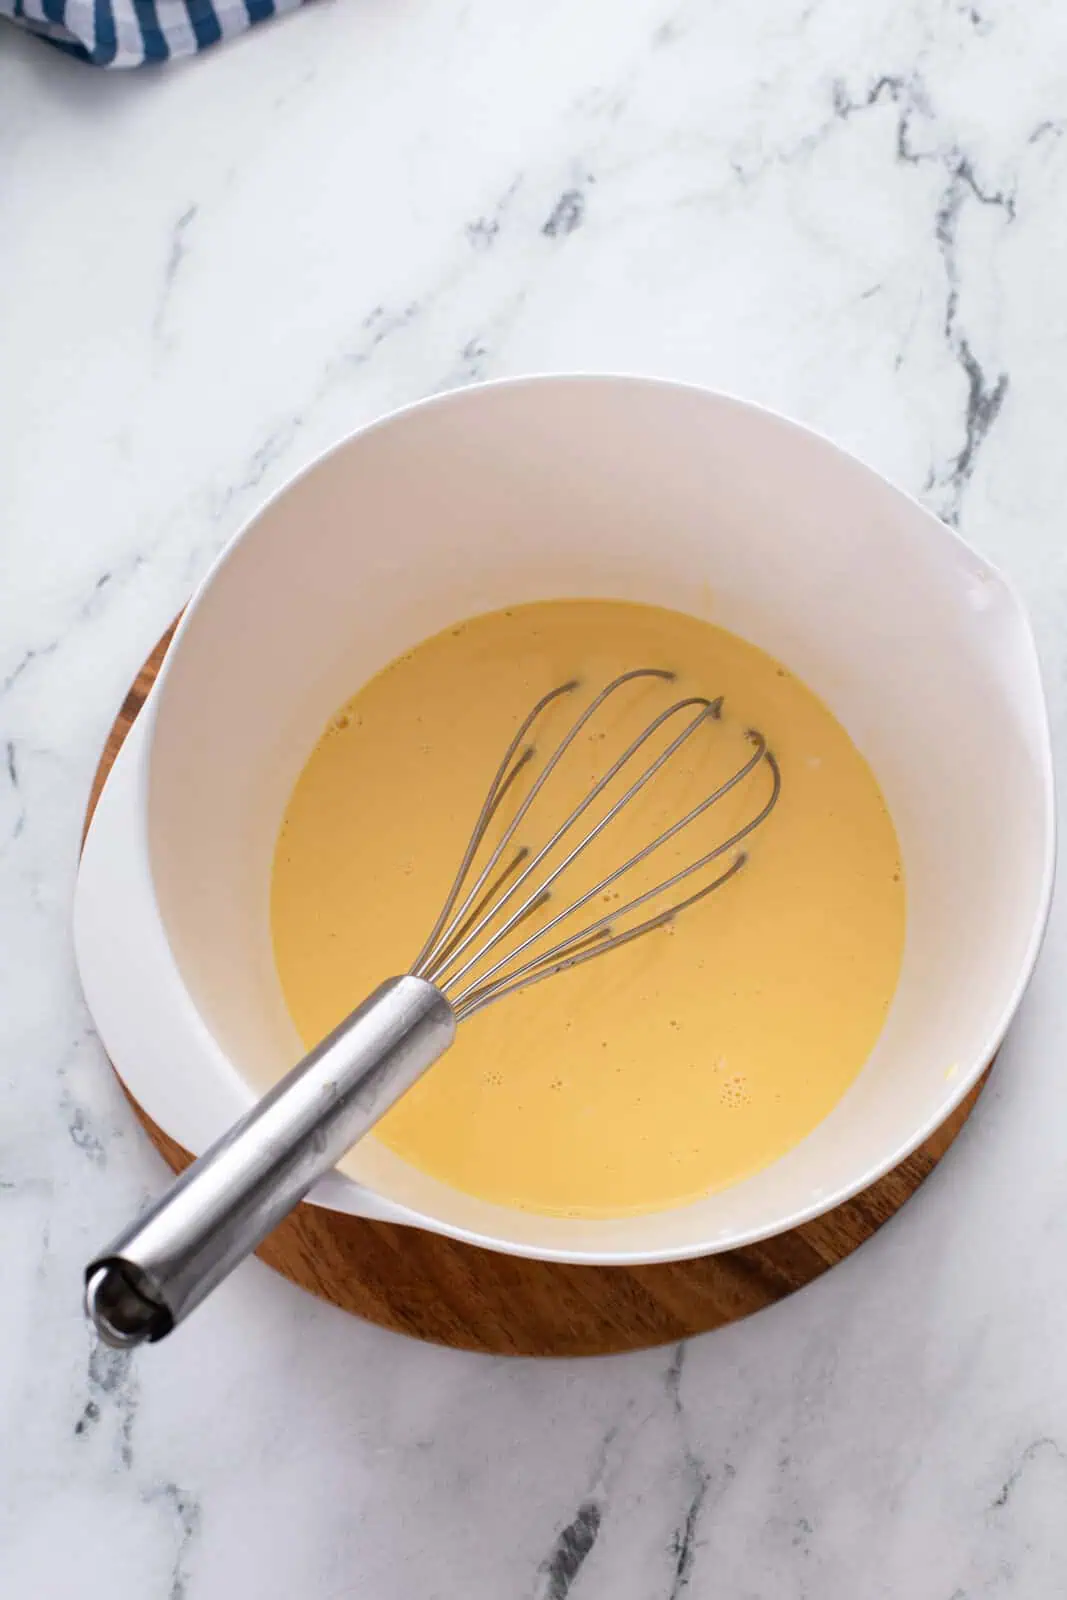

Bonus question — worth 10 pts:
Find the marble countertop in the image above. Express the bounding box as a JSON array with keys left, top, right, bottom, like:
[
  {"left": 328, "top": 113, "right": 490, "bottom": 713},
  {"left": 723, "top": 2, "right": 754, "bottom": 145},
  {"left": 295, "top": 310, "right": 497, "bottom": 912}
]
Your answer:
[{"left": 3, "top": 3, "right": 1067, "bottom": 1594}]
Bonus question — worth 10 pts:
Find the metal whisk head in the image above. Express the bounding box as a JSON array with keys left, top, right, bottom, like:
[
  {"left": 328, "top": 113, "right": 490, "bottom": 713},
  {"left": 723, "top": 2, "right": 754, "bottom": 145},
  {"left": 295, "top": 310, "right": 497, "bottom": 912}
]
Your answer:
[{"left": 412, "top": 668, "right": 781, "bottom": 1020}]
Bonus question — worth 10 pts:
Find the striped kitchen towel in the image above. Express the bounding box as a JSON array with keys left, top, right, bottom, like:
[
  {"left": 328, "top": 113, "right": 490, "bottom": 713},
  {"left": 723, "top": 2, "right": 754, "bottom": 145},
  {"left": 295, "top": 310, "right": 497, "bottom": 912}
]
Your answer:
[{"left": 1, "top": 0, "right": 306, "bottom": 65}]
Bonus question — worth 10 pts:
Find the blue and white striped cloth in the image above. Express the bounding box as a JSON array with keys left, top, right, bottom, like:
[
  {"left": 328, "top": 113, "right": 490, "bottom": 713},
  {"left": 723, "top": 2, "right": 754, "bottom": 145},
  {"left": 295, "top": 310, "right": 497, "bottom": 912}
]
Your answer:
[{"left": 1, "top": 0, "right": 305, "bottom": 66}]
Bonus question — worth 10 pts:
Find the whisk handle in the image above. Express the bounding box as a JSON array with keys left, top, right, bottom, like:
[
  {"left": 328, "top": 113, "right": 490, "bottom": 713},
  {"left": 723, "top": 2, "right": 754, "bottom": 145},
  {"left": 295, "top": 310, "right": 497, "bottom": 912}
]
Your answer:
[{"left": 83, "top": 976, "right": 455, "bottom": 1349}]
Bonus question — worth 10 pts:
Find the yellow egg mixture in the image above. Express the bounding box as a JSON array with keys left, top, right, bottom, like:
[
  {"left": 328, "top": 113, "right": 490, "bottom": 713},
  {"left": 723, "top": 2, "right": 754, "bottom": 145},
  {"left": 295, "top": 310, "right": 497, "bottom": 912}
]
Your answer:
[{"left": 271, "top": 600, "right": 905, "bottom": 1218}]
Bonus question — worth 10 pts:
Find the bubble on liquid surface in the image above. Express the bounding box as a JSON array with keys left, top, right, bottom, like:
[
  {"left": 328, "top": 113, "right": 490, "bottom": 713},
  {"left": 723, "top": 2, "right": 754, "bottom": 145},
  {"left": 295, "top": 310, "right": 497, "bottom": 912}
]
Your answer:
[{"left": 718, "top": 1072, "right": 751, "bottom": 1109}]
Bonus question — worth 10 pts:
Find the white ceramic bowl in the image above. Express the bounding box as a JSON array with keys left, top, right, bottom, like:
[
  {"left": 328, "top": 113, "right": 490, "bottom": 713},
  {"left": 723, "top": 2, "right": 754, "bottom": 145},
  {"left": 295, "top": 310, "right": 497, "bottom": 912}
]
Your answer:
[{"left": 75, "top": 375, "right": 1055, "bottom": 1265}]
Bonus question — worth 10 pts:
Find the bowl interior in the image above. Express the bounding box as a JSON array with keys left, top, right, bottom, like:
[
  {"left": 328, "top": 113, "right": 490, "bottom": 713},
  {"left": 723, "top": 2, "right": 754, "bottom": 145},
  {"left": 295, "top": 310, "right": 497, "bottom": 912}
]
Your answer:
[{"left": 145, "top": 377, "right": 1052, "bottom": 1258}]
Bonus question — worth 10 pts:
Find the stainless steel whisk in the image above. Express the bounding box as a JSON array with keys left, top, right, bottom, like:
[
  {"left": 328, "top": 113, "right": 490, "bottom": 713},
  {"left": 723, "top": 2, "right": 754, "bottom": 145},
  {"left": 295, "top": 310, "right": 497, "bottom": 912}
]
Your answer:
[{"left": 84, "top": 668, "right": 780, "bottom": 1348}]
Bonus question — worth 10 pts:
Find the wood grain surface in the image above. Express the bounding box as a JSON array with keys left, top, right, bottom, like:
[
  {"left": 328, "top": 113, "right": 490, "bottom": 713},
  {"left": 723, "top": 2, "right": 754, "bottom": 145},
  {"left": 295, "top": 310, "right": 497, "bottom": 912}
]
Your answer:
[{"left": 83, "top": 621, "right": 988, "bottom": 1357}]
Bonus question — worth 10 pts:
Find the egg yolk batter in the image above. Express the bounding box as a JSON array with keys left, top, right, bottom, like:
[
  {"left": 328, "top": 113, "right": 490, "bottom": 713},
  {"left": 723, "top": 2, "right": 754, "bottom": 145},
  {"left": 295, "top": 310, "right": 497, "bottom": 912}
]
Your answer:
[{"left": 271, "top": 600, "right": 905, "bottom": 1218}]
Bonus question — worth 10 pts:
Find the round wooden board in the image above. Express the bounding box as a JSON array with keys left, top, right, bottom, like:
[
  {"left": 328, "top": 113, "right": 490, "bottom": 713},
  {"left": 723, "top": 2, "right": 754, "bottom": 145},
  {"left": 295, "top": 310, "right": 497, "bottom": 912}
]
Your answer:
[{"left": 84, "top": 621, "right": 989, "bottom": 1357}]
